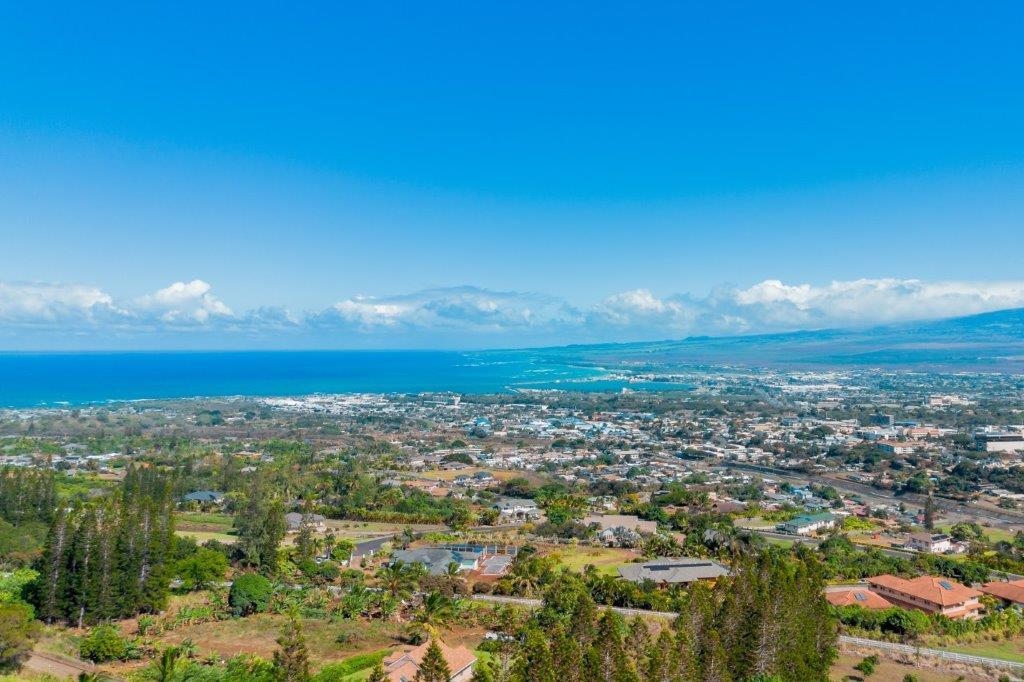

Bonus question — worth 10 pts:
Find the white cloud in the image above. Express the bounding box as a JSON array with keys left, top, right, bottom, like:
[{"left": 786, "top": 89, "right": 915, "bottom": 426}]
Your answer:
[
  {"left": 727, "top": 278, "right": 1024, "bottom": 329},
  {"left": 1, "top": 277, "right": 1024, "bottom": 347},
  {"left": 135, "top": 279, "right": 233, "bottom": 323},
  {"left": 586, "top": 279, "right": 1024, "bottom": 338},
  {"left": 0, "top": 282, "right": 118, "bottom": 323},
  {"left": 318, "top": 286, "right": 579, "bottom": 333}
]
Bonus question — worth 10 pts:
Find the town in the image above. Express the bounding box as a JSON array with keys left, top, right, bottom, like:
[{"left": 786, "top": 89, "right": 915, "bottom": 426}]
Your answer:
[{"left": 3, "top": 368, "right": 1024, "bottom": 680}]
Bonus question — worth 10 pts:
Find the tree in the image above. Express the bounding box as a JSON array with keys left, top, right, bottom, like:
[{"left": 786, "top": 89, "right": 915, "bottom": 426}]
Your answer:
[
  {"left": 175, "top": 547, "right": 228, "bottom": 591},
  {"left": 377, "top": 560, "right": 419, "bottom": 600},
  {"left": 0, "top": 602, "right": 40, "bottom": 672},
  {"left": 79, "top": 624, "right": 128, "bottom": 663},
  {"left": 542, "top": 495, "right": 588, "bottom": 525},
  {"left": 949, "top": 522, "right": 984, "bottom": 542},
  {"left": 294, "top": 515, "right": 317, "bottom": 564},
  {"left": 367, "top": 660, "right": 388, "bottom": 682},
  {"left": 235, "top": 481, "right": 286, "bottom": 573},
  {"left": 923, "top": 491, "right": 936, "bottom": 531},
  {"left": 229, "top": 573, "right": 273, "bottom": 616},
  {"left": 854, "top": 654, "right": 878, "bottom": 677},
  {"left": 413, "top": 639, "right": 451, "bottom": 682},
  {"left": 414, "top": 592, "right": 458, "bottom": 631},
  {"left": 272, "top": 615, "right": 310, "bottom": 682}
]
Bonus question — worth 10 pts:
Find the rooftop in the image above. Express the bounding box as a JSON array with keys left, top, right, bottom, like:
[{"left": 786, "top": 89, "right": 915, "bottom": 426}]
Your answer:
[
  {"left": 867, "top": 574, "right": 981, "bottom": 607},
  {"left": 618, "top": 558, "right": 729, "bottom": 584}
]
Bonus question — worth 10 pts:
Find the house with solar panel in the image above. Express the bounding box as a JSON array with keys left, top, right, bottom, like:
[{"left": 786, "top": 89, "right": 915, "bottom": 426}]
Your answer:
[
  {"left": 867, "top": 574, "right": 983, "bottom": 619},
  {"left": 618, "top": 558, "right": 730, "bottom": 585}
]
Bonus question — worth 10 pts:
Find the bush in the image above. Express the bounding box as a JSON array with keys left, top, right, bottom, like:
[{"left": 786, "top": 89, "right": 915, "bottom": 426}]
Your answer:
[
  {"left": 229, "top": 573, "right": 273, "bottom": 616},
  {"left": 853, "top": 654, "right": 878, "bottom": 677},
  {"left": 175, "top": 547, "right": 229, "bottom": 590},
  {"left": 80, "top": 624, "right": 129, "bottom": 662},
  {"left": 0, "top": 602, "right": 40, "bottom": 672},
  {"left": 312, "top": 650, "right": 390, "bottom": 681}
]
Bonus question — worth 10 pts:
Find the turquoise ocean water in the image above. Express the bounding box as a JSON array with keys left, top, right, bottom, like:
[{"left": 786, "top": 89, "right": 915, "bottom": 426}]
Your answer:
[{"left": 0, "top": 350, "right": 686, "bottom": 408}]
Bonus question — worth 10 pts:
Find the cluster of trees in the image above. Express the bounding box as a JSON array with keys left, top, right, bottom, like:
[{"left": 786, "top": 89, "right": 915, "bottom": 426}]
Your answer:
[
  {"left": 32, "top": 466, "right": 176, "bottom": 626},
  {"left": 0, "top": 467, "right": 57, "bottom": 566},
  {"left": 818, "top": 536, "right": 990, "bottom": 584},
  {"left": 836, "top": 600, "right": 1024, "bottom": 641},
  {"left": 0, "top": 466, "right": 56, "bottom": 526},
  {"left": 480, "top": 550, "right": 836, "bottom": 682}
]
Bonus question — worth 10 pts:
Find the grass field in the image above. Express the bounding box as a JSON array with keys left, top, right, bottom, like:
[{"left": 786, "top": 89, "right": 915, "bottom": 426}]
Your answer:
[
  {"left": 830, "top": 653, "right": 986, "bottom": 681},
  {"left": 944, "top": 636, "right": 1024, "bottom": 663},
  {"left": 175, "top": 529, "right": 238, "bottom": 544},
  {"left": 155, "top": 613, "right": 403, "bottom": 666},
  {"left": 546, "top": 546, "right": 638, "bottom": 575}
]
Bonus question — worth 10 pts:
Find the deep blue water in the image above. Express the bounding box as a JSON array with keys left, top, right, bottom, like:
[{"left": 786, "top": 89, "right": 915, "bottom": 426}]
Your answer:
[{"left": 0, "top": 351, "right": 688, "bottom": 407}]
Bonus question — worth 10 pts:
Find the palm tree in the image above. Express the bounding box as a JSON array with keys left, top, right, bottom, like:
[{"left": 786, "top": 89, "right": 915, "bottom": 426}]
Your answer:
[
  {"left": 375, "top": 592, "right": 401, "bottom": 621},
  {"left": 150, "top": 646, "right": 181, "bottom": 682},
  {"left": 376, "top": 560, "right": 418, "bottom": 600},
  {"left": 414, "top": 592, "right": 457, "bottom": 631}
]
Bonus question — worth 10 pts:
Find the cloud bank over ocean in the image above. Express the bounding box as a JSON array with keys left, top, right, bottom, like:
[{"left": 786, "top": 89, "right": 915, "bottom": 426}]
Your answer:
[{"left": 2, "top": 278, "right": 1024, "bottom": 349}]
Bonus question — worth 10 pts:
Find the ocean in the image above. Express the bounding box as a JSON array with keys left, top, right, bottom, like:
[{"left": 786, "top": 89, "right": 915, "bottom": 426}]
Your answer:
[{"left": 0, "top": 350, "right": 688, "bottom": 408}]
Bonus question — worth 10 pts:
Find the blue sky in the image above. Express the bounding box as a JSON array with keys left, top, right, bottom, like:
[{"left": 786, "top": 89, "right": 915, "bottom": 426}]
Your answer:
[{"left": 1, "top": 2, "right": 1023, "bottom": 349}]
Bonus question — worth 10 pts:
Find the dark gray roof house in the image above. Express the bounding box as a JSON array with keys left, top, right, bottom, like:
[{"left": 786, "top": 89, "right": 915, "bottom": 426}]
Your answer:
[
  {"left": 391, "top": 547, "right": 482, "bottom": 575},
  {"left": 618, "top": 558, "right": 730, "bottom": 584}
]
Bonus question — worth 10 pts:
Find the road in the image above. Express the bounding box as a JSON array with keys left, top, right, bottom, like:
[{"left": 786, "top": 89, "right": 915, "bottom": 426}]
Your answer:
[
  {"left": 471, "top": 593, "right": 678, "bottom": 619},
  {"left": 719, "top": 462, "right": 1024, "bottom": 530},
  {"left": 22, "top": 650, "right": 116, "bottom": 680},
  {"left": 471, "top": 595, "right": 1024, "bottom": 672}
]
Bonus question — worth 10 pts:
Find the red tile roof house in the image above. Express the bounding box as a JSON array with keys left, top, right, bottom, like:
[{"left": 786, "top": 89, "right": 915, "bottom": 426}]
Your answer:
[
  {"left": 867, "top": 575, "right": 983, "bottom": 619},
  {"left": 825, "top": 588, "right": 893, "bottom": 610},
  {"left": 383, "top": 639, "right": 477, "bottom": 682},
  {"left": 980, "top": 579, "right": 1024, "bottom": 607}
]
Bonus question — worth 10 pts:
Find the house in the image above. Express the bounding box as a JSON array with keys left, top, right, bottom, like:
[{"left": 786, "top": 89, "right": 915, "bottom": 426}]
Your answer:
[
  {"left": 618, "top": 558, "right": 730, "bottom": 585},
  {"left": 471, "top": 471, "right": 496, "bottom": 486},
  {"left": 776, "top": 513, "right": 836, "bottom": 536},
  {"left": 391, "top": 547, "right": 482, "bottom": 575},
  {"left": 492, "top": 497, "right": 540, "bottom": 521},
  {"left": 980, "top": 579, "right": 1024, "bottom": 608},
  {"left": 867, "top": 575, "right": 983, "bottom": 619},
  {"left": 284, "top": 512, "right": 327, "bottom": 532},
  {"left": 383, "top": 639, "right": 477, "bottom": 682},
  {"left": 906, "top": 532, "right": 953, "bottom": 554},
  {"left": 181, "top": 490, "right": 224, "bottom": 505},
  {"left": 825, "top": 588, "right": 893, "bottom": 610}
]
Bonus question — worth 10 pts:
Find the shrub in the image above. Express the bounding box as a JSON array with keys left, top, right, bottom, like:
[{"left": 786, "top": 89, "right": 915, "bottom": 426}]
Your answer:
[
  {"left": 229, "top": 573, "right": 273, "bottom": 616},
  {"left": 0, "top": 602, "right": 40, "bottom": 672},
  {"left": 853, "top": 654, "right": 878, "bottom": 677},
  {"left": 80, "top": 624, "right": 129, "bottom": 662},
  {"left": 312, "top": 650, "right": 391, "bottom": 681}
]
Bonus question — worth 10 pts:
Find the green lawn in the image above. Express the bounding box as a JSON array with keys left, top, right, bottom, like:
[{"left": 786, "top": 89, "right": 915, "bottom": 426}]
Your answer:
[
  {"left": 944, "top": 637, "right": 1024, "bottom": 663},
  {"left": 548, "top": 546, "right": 637, "bottom": 575},
  {"left": 177, "top": 511, "right": 234, "bottom": 527},
  {"left": 175, "top": 529, "right": 238, "bottom": 544}
]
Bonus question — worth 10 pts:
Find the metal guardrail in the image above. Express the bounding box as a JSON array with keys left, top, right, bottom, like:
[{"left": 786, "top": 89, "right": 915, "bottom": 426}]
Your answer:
[{"left": 840, "top": 635, "right": 1024, "bottom": 671}]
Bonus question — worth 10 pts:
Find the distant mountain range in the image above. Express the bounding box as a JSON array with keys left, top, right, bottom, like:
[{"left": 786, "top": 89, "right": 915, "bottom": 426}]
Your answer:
[{"left": 541, "top": 307, "right": 1024, "bottom": 372}]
